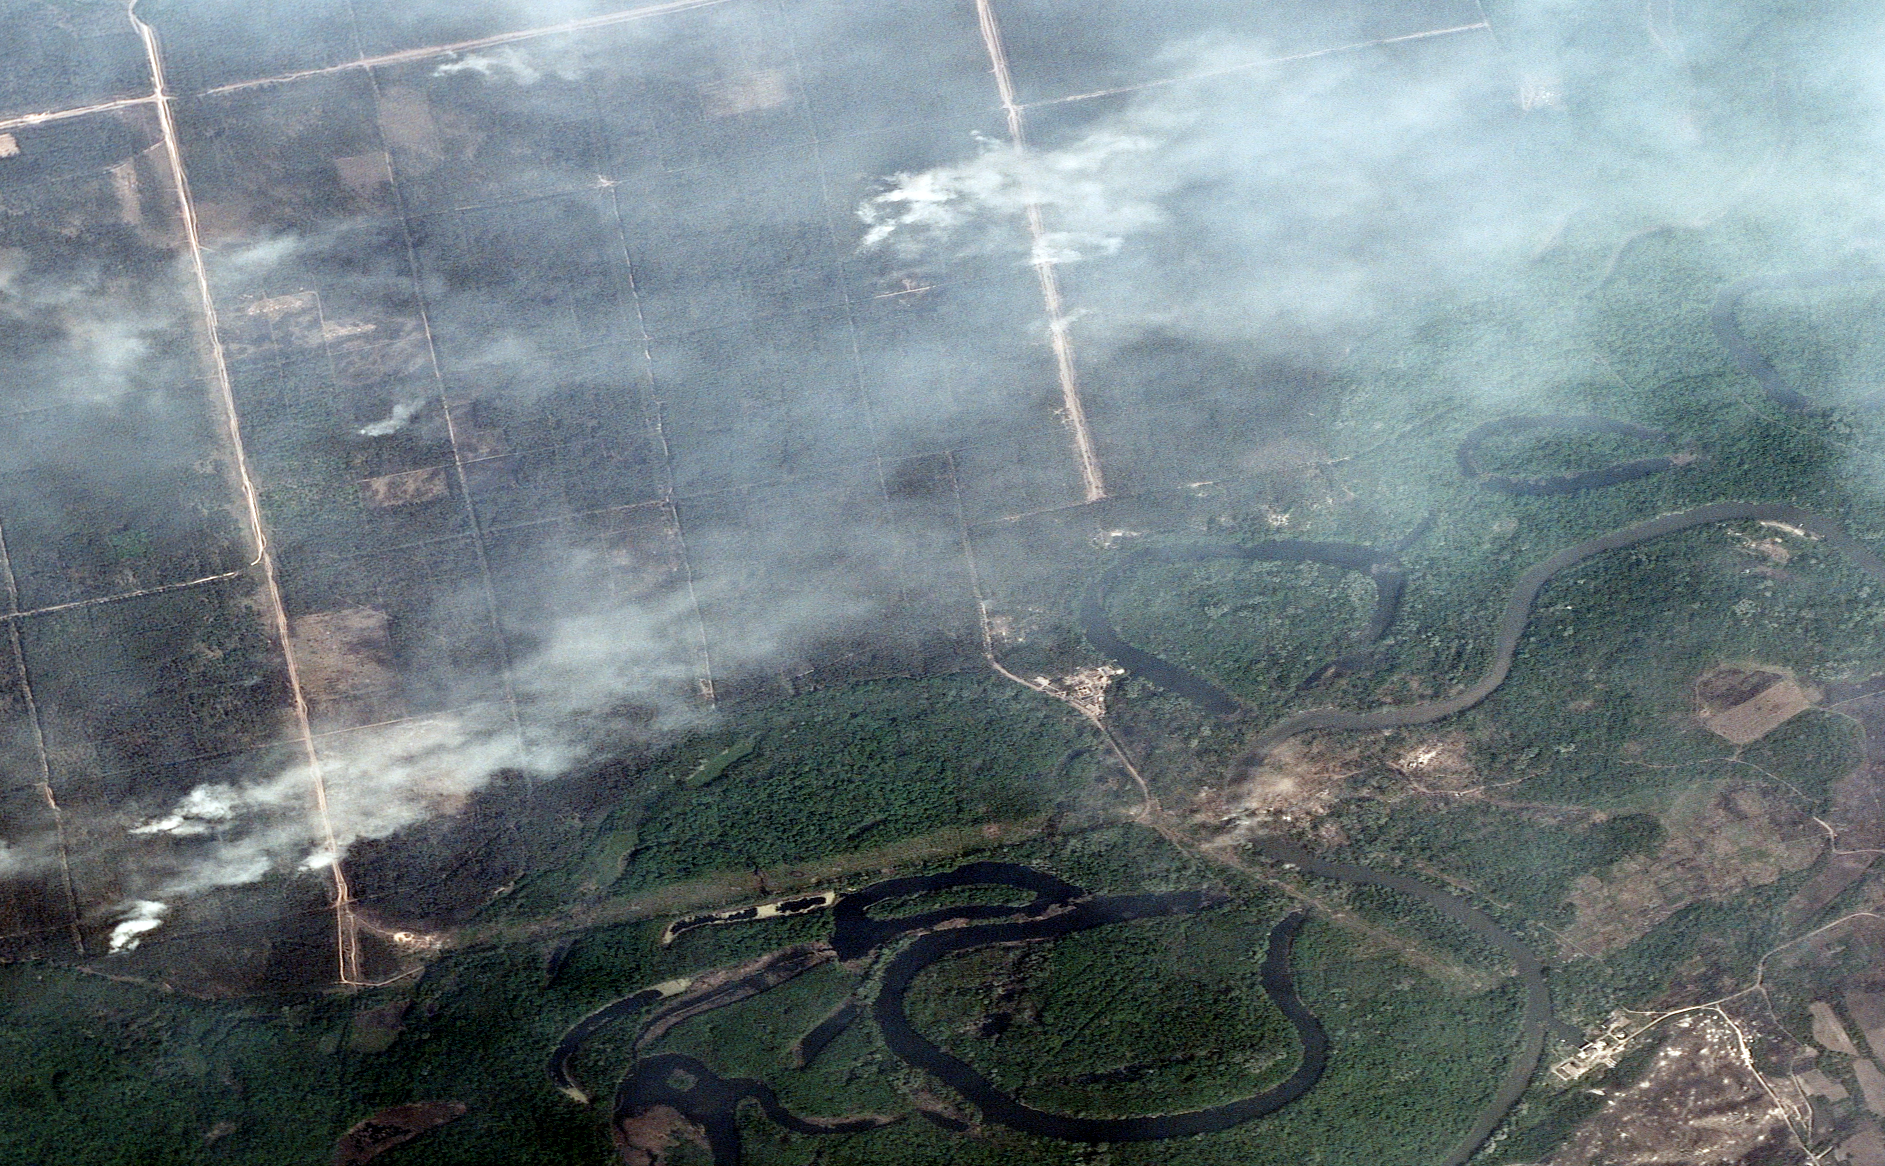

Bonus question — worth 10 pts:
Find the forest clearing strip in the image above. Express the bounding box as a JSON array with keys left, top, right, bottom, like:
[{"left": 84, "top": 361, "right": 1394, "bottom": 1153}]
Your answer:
[{"left": 452, "top": 814, "right": 1092, "bottom": 950}]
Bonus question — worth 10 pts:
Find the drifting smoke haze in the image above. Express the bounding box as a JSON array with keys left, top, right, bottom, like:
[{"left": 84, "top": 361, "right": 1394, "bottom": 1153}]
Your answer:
[
  {"left": 0, "top": 271, "right": 175, "bottom": 407},
  {"left": 124, "top": 16, "right": 1590, "bottom": 933},
  {"left": 856, "top": 18, "right": 1866, "bottom": 388},
  {"left": 859, "top": 128, "right": 1169, "bottom": 265},
  {"left": 107, "top": 187, "right": 913, "bottom": 920},
  {"left": 118, "top": 521, "right": 887, "bottom": 915},
  {"left": 0, "top": 838, "right": 46, "bottom": 878},
  {"left": 0, "top": 0, "right": 1881, "bottom": 979},
  {"left": 431, "top": 46, "right": 584, "bottom": 85}
]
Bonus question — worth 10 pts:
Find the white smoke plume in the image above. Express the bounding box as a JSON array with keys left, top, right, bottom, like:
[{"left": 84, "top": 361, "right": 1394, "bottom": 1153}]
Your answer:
[
  {"left": 432, "top": 47, "right": 574, "bottom": 85},
  {"left": 117, "top": 559, "right": 863, "bottom": 931},
  {"left": 130, "top": 713, "right": 532, "bottom": 893},
  {"left": 107, "top": 900, "right": 168, "bottom": 954},
  {"left": 435, "top": 48, "right": 539, "bottom": 85},
  {"left": 858, "top": 128, "right": 1172, "bottom": 266},
  {"left": 209, "top": 233, "right": 301, "bottom": 282},
  {"left": 855, "top": 29, "right": 1786, "bottom": 342},
  {"left": 358, "top": 400, "right": 425, "bottom": 437},
  {"left": 129, "top": 783, "right": 244, "bottom": 838}
]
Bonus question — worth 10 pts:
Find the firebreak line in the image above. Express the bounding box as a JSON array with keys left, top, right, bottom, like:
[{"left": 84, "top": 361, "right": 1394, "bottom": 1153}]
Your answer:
[
  {"left": 200, "top": 0, "right": 735, "bottom": 96},
  {"left": 130, "top": 2, "right": 363, "bottom": 985}
]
